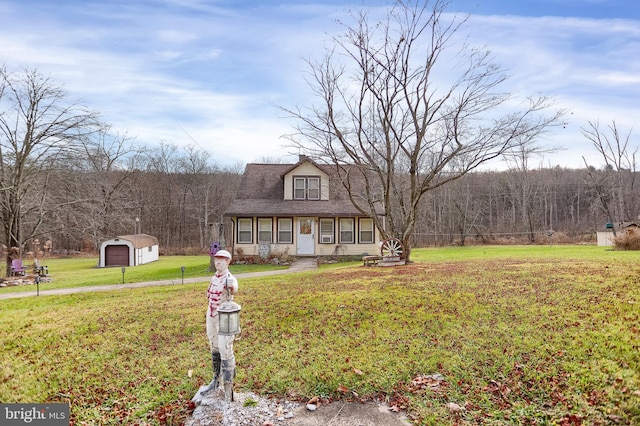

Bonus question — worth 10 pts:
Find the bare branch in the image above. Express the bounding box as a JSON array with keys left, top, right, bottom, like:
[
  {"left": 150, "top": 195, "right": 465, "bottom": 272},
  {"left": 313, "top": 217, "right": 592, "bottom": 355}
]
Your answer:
[
  {"left": 281, "top": 0, "right": 564, "bottom": 259},
  {"left": 0, "top": 67, "right": 103, "bottom": 272}
]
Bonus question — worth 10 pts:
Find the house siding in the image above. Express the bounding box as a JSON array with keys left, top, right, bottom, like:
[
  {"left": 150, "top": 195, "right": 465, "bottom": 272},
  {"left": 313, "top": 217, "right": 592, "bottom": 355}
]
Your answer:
[
  {"left": 232, "top": 215, "right": 380, "bottom": 257},
  {"left": 283, "top": 163, "right": 330, "bottom": 201}
]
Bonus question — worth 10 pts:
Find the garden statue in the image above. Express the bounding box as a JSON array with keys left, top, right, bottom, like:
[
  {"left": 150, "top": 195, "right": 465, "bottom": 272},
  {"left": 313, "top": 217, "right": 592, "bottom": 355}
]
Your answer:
[{"left": 197, "top": 249, "right": 239, "bottom": 402}]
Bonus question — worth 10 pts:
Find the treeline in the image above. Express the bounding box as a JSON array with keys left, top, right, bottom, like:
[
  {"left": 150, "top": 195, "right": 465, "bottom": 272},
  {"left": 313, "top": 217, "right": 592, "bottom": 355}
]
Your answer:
[
  {"left": 0, "top": 67, "right": 243, "bottom": 263},
  {"left": 40, "top": 143, "right": 244, "bottom": 255},
  {"left": 27, "top": 153, "right": 638, "bottom": 255},
  {"left": 3, "top": 68, "right": 637, "bottom": 259},
  {"left": 413, "top": 166, "right": 638, "bottom": 246}
]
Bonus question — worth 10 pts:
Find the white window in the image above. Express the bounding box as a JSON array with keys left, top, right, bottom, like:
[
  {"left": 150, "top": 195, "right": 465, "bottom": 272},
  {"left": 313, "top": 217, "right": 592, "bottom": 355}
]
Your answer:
[
  {"left": 339, "top": 218, "right": 354, "bottom": 244},
  {"left": 237, "top": 218, "right": 252, "bottom": 243},
  {"left": 307, "top": 177, "right": 320, "bottom": 200},
  {"left": 359, "top": 218, "right": 374, "bottom": 243},
  {"left": 278, "top": 218, "right": 293, "bottom": 243},
  {"left": 293, "top": 176, "right": 321, "bottom": 200},
  {"left": 294, "top": 177, "right": 306, "bottom": 200},
  {"left": 319, "top": 219, "right": 334, "bottom": 244},
  {"left": 258, "top": 218, "right": 272, "bottom": 243}
]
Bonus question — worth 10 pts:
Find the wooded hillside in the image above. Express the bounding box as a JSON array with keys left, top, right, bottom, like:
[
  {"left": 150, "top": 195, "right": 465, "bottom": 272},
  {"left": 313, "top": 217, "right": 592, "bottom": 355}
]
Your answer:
[{"left": 12, "top": 156, "right": 636, "bottom": 255}]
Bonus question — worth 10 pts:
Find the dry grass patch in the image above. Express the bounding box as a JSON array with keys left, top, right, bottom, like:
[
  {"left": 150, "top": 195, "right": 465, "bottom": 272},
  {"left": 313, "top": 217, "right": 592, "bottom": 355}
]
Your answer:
[
  {"left": 237, "top": 257, "right": 639, "bottom": 425},
  {"left": 1, "top": 247, "right": 638, "bottom": 425}
]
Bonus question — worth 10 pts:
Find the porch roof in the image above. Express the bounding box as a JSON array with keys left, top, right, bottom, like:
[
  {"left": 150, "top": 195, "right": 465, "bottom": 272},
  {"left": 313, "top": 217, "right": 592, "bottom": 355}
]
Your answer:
[{"left": 224, "top": 199, "right": 364, "bottom": 217}]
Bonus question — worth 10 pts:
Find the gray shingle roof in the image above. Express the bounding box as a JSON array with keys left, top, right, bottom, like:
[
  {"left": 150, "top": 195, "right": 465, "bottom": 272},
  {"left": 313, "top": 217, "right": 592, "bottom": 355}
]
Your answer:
[{"left": 224, "top": 162, "right": 367, "bottom": 217}]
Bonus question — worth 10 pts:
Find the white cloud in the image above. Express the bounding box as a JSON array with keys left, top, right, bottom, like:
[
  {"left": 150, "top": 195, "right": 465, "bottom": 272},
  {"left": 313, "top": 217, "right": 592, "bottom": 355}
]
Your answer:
[
  {"left": 596, "top": 72, "right": 640, "bottom": 85},
  {"left": 0, "top": 1, "right": 638, "bottom": 170},
  {"left": 457, "top": 14, "right": 640, "bottom": 168},
  {"left": 156, "top": 29, "right": 198, "bottom": 44}
]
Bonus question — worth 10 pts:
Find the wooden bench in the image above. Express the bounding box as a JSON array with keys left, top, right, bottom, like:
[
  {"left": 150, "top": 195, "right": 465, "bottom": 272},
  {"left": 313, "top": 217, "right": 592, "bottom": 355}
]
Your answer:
[{"left": 362, "top": 255, "right": 381, "bottom": 266}]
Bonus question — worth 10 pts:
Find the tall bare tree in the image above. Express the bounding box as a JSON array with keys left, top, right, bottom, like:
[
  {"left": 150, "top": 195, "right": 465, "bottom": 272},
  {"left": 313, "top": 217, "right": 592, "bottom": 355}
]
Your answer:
[
  {"left": 142, "top": 143, "right": 183, "bottom": 249},
  {"left": 0, "top": 67, "right": 101, "bottom": 274},
  {"left": 582, "top": 120, "right": 638, "bottom": 234},
  {"left": 76, "top": 129, "right": 146, "bottom": 249},
  {"left": 502, "top": 141, "right": 560, "bottom": 242},
  {"left": 283, "top": 0, "right": 564, "bottom": 260},
  {"left": 176, "top": 145, "right": 217, "bottom": 250}
]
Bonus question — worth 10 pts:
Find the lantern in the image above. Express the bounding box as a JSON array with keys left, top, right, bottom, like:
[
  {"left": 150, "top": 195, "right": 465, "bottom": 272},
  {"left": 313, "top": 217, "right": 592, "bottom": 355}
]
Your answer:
[{"left": 217, "top": 300, "right": 241, "bottom": 335}]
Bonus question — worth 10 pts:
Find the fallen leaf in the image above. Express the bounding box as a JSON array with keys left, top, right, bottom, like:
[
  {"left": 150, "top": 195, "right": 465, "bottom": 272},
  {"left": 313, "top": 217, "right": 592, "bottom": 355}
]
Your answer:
[
  {"left": 446, "top": 402, "right": 464, "bottom": 414},
  {"left": 337, "top": 384, "right": 349, "bottom": 394},
  {"left": 560, "top": 414, "right": 582, "bottom": 425}
]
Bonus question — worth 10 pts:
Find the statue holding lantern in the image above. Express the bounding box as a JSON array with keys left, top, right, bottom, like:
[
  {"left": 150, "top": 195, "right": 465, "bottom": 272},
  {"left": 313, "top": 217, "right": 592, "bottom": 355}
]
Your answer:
[{"left": 198, "top": 249, "right": 241, "bottom": 402}]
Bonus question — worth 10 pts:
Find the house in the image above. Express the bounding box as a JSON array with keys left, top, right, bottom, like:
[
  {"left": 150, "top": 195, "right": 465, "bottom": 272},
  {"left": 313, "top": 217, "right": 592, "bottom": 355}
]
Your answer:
[
  {"left": 99, "top": 234, "right": 159, "bottom": 267},
  {"left": 596, "top": 222, "right": 640, "bottom": 246},
  {"left": 224, "top": 157, "right": 384, "bottom": 258}
]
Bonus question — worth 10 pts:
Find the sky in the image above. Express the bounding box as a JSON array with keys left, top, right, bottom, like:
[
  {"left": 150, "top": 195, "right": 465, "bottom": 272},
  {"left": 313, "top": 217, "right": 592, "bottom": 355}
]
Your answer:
[{"left": 1, "top": 0, "right": 639, "bottom": 170}]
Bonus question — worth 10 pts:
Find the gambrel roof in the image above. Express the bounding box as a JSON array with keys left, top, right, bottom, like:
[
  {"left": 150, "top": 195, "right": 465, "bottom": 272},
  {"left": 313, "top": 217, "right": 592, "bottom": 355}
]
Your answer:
[
  {"left": 115, "top": 234, "right": 159, "bottom": 249},
  {"left": 604, "top": 221, "right": 640, "bottom": 231},
  {"left": 614, "top": 221, "right": 640, "bottom": 230},
  {"left": 224, "top": 161, "right": 370, "bottom": 217}
]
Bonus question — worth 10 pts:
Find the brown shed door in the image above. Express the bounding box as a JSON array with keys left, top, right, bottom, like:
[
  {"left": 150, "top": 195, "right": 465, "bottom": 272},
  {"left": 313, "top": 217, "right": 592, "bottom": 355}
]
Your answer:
[{"left": 105, "top": 245, "right": 130, "bottom": 267}]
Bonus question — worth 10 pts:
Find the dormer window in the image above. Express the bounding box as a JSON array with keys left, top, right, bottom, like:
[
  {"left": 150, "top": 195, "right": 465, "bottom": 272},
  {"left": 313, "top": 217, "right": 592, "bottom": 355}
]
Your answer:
[{"left": 294, "top": 176, "right": 320, "bottom": 200}]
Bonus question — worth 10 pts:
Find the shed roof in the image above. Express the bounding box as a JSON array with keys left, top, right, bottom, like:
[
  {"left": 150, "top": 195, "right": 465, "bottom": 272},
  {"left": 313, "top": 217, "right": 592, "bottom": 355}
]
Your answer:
[
  {"left": 603, "top": 221, "right": 640, "bottom": 231},
  {"left": 114, "top": 234, "right": 159, "bottom": 249}
]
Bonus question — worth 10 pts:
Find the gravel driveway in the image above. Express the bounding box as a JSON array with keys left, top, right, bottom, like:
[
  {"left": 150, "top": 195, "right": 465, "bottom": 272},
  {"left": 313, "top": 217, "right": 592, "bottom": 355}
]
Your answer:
[{"left": 187, "top": 389, "right": 412, "bottom": 426}]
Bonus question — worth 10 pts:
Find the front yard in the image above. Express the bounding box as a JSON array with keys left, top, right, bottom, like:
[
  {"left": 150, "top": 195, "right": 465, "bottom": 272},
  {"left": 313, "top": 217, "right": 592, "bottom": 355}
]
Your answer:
[{"left": 1, "top": 246, "right": 638, "bottom": 424}]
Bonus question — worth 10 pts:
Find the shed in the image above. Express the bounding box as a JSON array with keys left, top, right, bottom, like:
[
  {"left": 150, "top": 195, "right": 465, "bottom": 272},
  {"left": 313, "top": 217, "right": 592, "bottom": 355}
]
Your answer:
[
  {"left": 596, "top": 222, "right": 640, "bottom": 246},
  {"left": 99, "top": 234, "right": 159, "bottom": 267}
]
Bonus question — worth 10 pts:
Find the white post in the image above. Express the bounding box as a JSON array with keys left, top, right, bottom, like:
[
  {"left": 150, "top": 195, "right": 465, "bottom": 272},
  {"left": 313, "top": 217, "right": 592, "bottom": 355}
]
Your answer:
[{"left": 218, "top": 334, "right": 236, "bottom": 401}]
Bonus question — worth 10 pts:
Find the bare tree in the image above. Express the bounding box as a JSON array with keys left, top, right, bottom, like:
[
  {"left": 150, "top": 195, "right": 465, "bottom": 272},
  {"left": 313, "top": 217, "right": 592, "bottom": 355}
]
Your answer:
[
  {"left": 137, "top": 144, "right": 241, "bottom": 254},
  {"left": 142, "top": 143, "right": 183, "bottom": 249},
  {"left": 75, "top": 129, "right": 147, "bottom": 249},
  {"left": 283, "top": 0, "right": 564, "bottom": 260},
  {"left": 502, "top": 141, "right": 560, "bottom": 242},
  {"left": 0, "top": 67, "right": 101, "bottom": 274},
  {"left": 176, "top": 145, "right": 218, "bottom": 249},
  {"left": 582, "top": 120, "right": 638, "bottom": 233},
  {"left": 438, "top": 179, "right": 485, "bottom": 245}
]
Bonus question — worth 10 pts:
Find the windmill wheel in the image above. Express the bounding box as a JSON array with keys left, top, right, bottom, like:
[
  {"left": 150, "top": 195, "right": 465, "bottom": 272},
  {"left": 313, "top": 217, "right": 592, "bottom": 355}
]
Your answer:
[{"left": 380, "top": 238, "right": 404, "bottom": 259}]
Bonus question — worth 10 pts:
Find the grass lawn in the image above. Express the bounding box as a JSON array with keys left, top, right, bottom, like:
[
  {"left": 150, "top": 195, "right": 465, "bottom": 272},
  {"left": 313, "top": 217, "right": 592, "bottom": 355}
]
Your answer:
[
  {"left": 0, "top": 255, "right": 288, "bottom": 292},
  {"left": 0, "top": 245, "right": 638, "bottom": 425}
]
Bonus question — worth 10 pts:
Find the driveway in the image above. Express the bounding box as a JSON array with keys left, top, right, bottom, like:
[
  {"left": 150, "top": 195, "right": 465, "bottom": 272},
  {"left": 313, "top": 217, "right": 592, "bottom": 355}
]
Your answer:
[{"left": 0, "top": 257, "right": 319, "bottom": 300}]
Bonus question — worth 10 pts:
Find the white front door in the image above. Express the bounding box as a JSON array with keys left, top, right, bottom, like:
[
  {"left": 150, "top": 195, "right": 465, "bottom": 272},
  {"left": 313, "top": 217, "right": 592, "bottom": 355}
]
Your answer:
[{"left": 297, "top": 218, "right": 315, "bottom": 255}]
